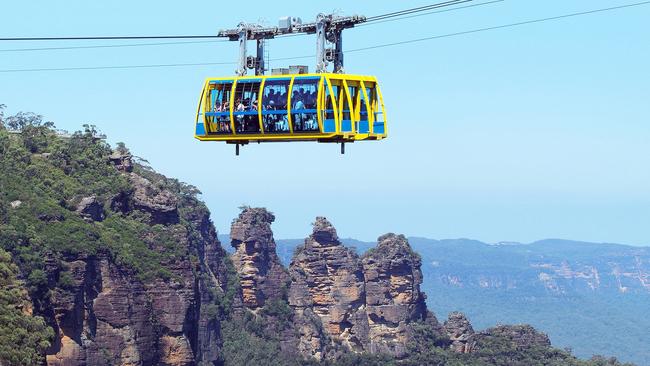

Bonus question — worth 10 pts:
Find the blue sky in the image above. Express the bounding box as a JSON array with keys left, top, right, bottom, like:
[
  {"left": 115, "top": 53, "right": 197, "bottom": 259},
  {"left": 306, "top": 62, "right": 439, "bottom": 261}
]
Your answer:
[{"left": 1, "top": 1, "right": 649, "bottom": 245}]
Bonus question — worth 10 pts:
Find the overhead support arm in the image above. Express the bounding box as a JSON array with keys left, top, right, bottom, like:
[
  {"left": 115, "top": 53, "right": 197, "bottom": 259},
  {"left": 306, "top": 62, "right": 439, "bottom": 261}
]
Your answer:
[
  {"left": 332, "top": 30, "right": 344, "bottom": 73},
  {"left": 315, "top": 14, "right": 328, "bottom": 73},
  {"left": 219, "top": 13, "right": 366, "bottom": 75},
  {"left": 236, "top": 23, "right": 248, "bottom": 76},
  {"left": 255, "top": 39, "right": 265, "bottom": 76}
]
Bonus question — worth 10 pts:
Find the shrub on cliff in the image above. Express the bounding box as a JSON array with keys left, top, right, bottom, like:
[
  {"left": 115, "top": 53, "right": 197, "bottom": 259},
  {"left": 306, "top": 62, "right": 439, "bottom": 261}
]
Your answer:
[{"left": 0, "top": 248, "right": 54, "bottom": 366}]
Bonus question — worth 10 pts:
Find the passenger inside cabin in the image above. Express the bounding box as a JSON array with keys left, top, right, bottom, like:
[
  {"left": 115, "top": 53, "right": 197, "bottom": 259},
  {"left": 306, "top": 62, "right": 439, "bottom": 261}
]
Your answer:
[
  {"left": 267, "top": 89, "right": 277, "bottom": 105},
  {"left": 293, "top": 93, "right": 305, "bottom": 110},
  {"left": 279, "top": 92, "right": 288, "bottom": 107},
  {"left": 311, "top": 91, "right": 317, "bottom": 107}
]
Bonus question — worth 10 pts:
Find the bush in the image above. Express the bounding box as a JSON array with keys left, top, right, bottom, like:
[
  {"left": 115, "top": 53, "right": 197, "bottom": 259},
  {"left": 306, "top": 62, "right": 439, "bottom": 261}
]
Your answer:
[{"left": 0, "top": 248, "right": 54, "bottom": 366}]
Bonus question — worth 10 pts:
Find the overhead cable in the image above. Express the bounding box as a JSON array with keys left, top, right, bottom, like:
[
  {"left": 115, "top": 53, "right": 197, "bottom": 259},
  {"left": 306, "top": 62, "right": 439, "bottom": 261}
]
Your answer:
[{"left": 0, "top": 1, "right": 647, "bottom": 73}]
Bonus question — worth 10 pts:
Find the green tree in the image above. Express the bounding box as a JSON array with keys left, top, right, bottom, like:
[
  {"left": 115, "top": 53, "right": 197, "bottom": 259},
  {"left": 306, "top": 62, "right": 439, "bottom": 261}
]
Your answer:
[
  {"left": 0, "top": 249, "right": 54, "bottom": 366},
  {"left": 0, "top": 103, "right": 6, "bottom": 128},
  {"left": 3, "top": 111, "right": 55, "bottom": 153}
]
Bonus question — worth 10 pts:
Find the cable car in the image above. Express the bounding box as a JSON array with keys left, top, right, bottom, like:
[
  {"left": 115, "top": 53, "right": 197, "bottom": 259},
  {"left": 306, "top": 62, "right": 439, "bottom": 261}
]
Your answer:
[
  {"left": 194, "top": 73, "right": 386, "bottom": 146},
  {"left": 194, "top": 13, "right": 387, "bottom": 154}
]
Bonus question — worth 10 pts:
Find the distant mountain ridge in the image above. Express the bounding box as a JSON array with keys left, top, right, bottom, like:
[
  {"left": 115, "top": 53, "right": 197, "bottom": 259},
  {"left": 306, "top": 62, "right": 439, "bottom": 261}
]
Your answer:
[{"left": 218, "top": 234, "right": 650, "bottom": 365}]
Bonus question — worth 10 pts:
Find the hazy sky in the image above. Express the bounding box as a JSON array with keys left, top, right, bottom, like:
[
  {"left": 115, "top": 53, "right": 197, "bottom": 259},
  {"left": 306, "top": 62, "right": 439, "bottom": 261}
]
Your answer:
[{"left": 1, "top": 1, "right": 648, "bottom": 245}]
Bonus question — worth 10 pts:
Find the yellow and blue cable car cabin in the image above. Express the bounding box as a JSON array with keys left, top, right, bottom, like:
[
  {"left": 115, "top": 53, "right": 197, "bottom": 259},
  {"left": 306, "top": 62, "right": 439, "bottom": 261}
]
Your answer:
[
  {"left": 195, "top": 13, "right": 386, "bottom": 153},
  {"left": 194, "top": 73, "right": 387, "bottom": 144}
]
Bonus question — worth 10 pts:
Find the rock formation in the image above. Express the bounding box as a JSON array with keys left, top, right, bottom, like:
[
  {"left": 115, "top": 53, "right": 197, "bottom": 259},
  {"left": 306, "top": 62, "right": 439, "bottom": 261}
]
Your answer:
[
  {"left": 75, "top": 195, "right": 104, "bottom": 222},
  {"left": 361, "top": 233, "right": 430, "bottom": 356},
  {"left": 288, "top": 217, "right": 369, "bottom": 359},
  {"left": 128, "top": 173, "right": 179, "bottom": 225},
  {"left": 284, "top": 219, "right": 435, "bottom": 359},
  {"left": 41, "top": 150, "right": 229, "bottom": 366},
  {"left": 475, "top": 324, "right": 551, "bottom": 350},
  {"left": 443, "top": 311, "right": 475, "bottom": 353},
  {"left": 108, "top": 150, "right": 133, "bottom": 173},
  {"left": 230, "top": 207, "right": 290, "bottom": 310}
]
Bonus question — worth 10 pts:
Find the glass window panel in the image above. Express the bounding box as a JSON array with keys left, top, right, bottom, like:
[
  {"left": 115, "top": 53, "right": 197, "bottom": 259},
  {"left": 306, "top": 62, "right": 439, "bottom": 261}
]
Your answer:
[
  {"left": 207, "top": 82, "right": 232, "bottom": 134},
  {"left": 261, "top": 79, "right": 290, "bottom": 133},
  {"left": 233, "top": 81, "right": 261, "bottom": 134},
  {"left": 291, "top": 78, "right": 320, "bottom": 132}
]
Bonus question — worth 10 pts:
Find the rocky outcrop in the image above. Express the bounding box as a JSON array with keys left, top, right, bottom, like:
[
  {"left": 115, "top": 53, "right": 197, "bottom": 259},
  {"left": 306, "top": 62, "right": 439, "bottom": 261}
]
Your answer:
[
  {"left": 40, "top": 150, "right": 229, "bottom": 366},
  {"left": 43, "top": 216, "right": 228, "bottom": 366},
  {"left": 288, "top": 217, "right": 369, "bottom": 359},
  {"left": 475, "top": 324, "right": 551, "bottom": 350},
  {"left": 285, "top": 220, "right": 433, "bottom": 359},
  {"left": 75, "top": 196, "right": 104, "bottom": 222},
  {"left": 109, "top": 150, "right": 133, "bottom": 173},
  {"left": 107, "top": 151, "right": 178, "bottom": 226},
  {"left": 443, "top": 312, "right": 475, "bottom": 353},
  {"left": 128, "top": 174, "right": 179, "bottom": 225},
  {"left": 361, "top": 233, "right": 430, "bottom": 356},
  {"left": 230, "top": 207, "right": 290, "bottom": 309}
]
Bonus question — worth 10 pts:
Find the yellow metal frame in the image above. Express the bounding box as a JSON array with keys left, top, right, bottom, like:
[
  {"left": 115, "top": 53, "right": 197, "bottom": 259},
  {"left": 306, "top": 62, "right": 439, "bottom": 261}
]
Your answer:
[{"left": 194, "top": 73, "right": 387, "bottom": 143}]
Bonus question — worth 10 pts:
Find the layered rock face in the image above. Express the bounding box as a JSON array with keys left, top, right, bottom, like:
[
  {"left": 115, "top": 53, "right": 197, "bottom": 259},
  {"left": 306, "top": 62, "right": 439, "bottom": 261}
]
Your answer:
[
  {"left": 361, "top": 233, "right": 429, "bottom": 356},
  {"left": 284, "top": 219, "right": 433, "bottom": 359},
  {"left": 288, "top": 217, "right": 368, "bottom": 359},
  {"left": 443, "top": 311, "right": 475, "bottom": 353},
  {"left": 230, "top": 207, "right": 290, "bottom": 309},
  {"left": 43, "top": 154, "right": 229, "bottom": 366}
]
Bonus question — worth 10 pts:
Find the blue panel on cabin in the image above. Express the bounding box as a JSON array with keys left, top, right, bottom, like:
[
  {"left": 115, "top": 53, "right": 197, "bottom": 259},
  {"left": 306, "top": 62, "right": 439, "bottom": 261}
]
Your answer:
[
  {"left": 209, "top": 80, "right": 234, "bottom": 84},
  {"left": 341, "top": 120, "right": 352, "bottom": 132},
  {"left": 358, "top": 121, "right": 369, "bottom": 133},
  {"left": 205, "top": 112, "right": 231, "bottom": 117},
  {"left": 293, "top": 77, "right": 322, "bottom": 81},
  {"left": 324, "top": 119, "right": 336, "bottom": 132},
  {"left": 373, "top": 123, "right": 385, "bottom": 134},
  {"left": 195, "top": 123, "right": 206, "bottom": 136}
]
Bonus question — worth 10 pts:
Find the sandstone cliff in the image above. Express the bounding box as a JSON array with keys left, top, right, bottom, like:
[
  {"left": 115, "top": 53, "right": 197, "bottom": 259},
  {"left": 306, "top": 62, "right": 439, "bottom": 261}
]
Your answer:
[
  {"left": 443, "top": 311, "right": 475, "bottom": 353},
  {"left": 230, "top": 207, "right": 290, "bottom": 310},
  {"left": 283, "top": 218, "right": 436, "bottom": 360},
  {"left": 361, "top": 233, "right": 431, "bottom": 356},
  {"left": 288, "top": 217, "right": 368, "bottom": 359},
  {"left": 34, "top": 152, "right": 230, "bottom": 366}
]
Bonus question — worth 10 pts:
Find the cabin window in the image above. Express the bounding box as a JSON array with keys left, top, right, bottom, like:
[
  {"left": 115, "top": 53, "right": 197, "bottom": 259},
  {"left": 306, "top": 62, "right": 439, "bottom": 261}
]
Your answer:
[
  {"left": 207, "top": 81, "right": 233, "bottom": 134},
  {"left": 357, "top": 86, "right": 369, "bottom": 133},
  {"left": 323, "top": 84, "right": 336, "bottom": 133},
  {"left": 233, "top": 81, "right": 261, "bottom": 134},
  {"left": 291, "top": 78, "right": 320, "bottom": 133},
  {"left": 261, "top": 79, "right": 290, "bottom": 133},
  {"left": 339, "top": 84, "right": 352, "bottom": 132},
  {"left": 370, "top": 87, "right": 385, "bottom": 134}
]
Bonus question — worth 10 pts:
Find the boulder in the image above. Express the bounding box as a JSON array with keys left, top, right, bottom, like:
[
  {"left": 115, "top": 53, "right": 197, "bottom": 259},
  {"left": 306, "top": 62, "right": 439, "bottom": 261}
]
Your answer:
[
  {"left": 75, "top": 196, "right": 104, "bottom": 222},
  {"left": 108, "top": 150, "right": 133, "bottom": 173}
]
